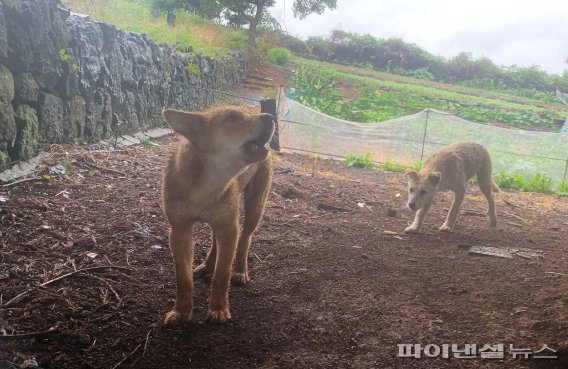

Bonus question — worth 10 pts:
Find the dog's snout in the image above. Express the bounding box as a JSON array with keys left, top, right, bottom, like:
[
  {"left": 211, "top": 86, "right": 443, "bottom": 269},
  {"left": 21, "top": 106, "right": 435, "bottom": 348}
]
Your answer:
[
  {"left": 408, "top": 202, "right": 416, "bottom": 211},
  {"left": 260, "top": 113, "right": 275, "bottom": 125}
]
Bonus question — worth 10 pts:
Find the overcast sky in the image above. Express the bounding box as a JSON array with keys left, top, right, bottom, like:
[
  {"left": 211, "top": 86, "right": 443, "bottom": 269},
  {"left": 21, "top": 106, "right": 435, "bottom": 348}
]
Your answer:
[{"left": 269, "top": 0, "right": 568, "bottom": 75}]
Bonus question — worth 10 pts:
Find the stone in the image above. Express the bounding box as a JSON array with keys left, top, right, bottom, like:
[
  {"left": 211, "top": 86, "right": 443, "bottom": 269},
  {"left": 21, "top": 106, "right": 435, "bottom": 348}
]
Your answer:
[
  {"left": 0, "top": 2, "right": 7, "bottom": 62},
  {"left": 13, "top": 104, "right": 39, "bottom": 161},
  {"left": 0, "top": 102, "right": 16, "bottom": 150},
  {"left": 0, "top": 150, "right": 11, "bottom": 172},
  {"left": 0, "top": 64, "right": 14, "bottom": 102},
  {"left": 65, "top": 95, "right": 86, "bottom": 140},
  {"left": 37, "top": 92, "right": 64, "bottom": 143},
  {"left": 14, "top": 72, "right": 39, "bottom": 103},
  {"left": 0, "top": 0, "right": 246, "bottom": 171}
]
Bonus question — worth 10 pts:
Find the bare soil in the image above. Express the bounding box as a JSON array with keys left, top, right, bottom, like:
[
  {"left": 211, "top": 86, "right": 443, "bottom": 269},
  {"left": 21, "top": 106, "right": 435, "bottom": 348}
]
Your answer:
[{"left": 1, "top": 134, "right": 567, "bottom": 369}]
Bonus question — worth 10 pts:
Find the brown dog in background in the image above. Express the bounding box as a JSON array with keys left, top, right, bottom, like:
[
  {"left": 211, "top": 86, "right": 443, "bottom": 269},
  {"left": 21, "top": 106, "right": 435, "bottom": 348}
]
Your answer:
[
  {"left": 404, "top": 141, "right": 498, "bottom": 233},
  {"left": 161, "top": 107, "right": 274, "bottom": 324}
]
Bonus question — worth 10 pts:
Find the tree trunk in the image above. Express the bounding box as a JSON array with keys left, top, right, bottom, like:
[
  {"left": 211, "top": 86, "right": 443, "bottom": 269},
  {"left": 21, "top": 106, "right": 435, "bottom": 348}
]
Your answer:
[{"left": 247, "top": 1, "right": 264, "bottom": 48}]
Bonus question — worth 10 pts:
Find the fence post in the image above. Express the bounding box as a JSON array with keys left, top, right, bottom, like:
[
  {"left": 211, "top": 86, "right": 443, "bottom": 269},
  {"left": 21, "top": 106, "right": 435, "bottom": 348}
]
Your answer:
[
  {"left": 419, "top": 108, "right": 430, "bottom": 161},
  {"left": 564, "top": 156, "right": 568, "bottom": 180},
  {"left": 261, "top": 98, "right": 280, "bottom": 152}
]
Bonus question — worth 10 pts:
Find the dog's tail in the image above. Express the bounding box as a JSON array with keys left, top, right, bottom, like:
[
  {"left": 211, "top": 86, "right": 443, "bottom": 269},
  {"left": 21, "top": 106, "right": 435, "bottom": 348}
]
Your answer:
[{"left": 492, "top": 179, "right": 500, "bottom": 193}]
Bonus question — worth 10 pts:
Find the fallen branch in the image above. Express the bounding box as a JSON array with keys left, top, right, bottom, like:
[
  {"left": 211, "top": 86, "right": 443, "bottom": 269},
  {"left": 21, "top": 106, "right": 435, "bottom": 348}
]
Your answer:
[
  {"left": 462, "top": 210, "right": 486, "bottom": 217},
  {"left": 506, "top": 221, "right": 523, "bottom": 228},
  {"left": 3, "top": 266, "right": 132, "bottom": 308},
  {"left": 143, "top": 330, "right": 152, "bottom": 357},
  {"left": 2, "top": 177, "right": 43, "bottom": 188},
  {"left": 503, "top": 199, "right": 520, "bottom": 208},
  {"left": 112, "top": 343, "right": 142, "bottom": 369},
  {"left": 78, "top": 158, "right": 127, "bottom": 177},
  {"left": 0, "top": 326, "right": 58, "bottom": 341},
  {"left": 503, "top": 212, "right": 527, "bottom": 224}
]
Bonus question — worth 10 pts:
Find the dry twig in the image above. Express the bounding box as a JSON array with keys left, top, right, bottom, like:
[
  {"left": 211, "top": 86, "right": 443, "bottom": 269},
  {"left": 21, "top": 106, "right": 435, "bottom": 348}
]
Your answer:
[
  {"left": 2, "top": 177, "right": 43, "bottom": 188},
  {"left": 112, "top": 343, "right": 142, "bottom": 369},
  {"left": 0, "top": 326, "right": 58, "bottom": 341},
  {"left": 3, "top": 266, "right": 132, "bottom": 307}
]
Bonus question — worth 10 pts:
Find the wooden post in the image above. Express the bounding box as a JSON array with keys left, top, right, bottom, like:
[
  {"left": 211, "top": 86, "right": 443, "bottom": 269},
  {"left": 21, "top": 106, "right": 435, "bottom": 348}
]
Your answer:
[
  {"left": 261, "top": 99, "right": 280, "bottom": 152},
  {"left": 420, "top": 108, "right": 430, "bottom": 161},
  {"left": 167, "top": 12, "right": 176, "bottom": 27}
]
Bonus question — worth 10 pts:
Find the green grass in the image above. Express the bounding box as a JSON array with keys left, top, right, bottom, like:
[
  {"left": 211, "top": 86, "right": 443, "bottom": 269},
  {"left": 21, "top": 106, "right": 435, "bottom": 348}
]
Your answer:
[
  {"left": 140, "top": 138, "right": 161, "bottom": 147},
  {"left": 345, "top": 153, "right": 422, "bottom": 173},
  {"left": 267, "top": 47, "right": 292, "bottom": 66},
  {"left": 67, "top": 0, "right": 246, "bottom": 56},
  {"left": 491, "top": 170, "right": 568, "bottom": 195},
  {"left": 345, "top": 153, "right": 375, "bottom": 168}
]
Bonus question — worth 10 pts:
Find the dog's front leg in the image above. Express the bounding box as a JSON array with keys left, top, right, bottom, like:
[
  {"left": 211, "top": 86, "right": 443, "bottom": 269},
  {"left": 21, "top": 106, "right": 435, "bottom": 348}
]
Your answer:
[
  {"left": 440, "top": 189, "right": 465, "bottom": 231},
  {"left": 207, "top": 220, "right": 239, "bottom": 323},
  {"left": 164, "top": 224, "right": 194, "bottom": 324},
  {"left": 405, "top": 204, "right": 431, "bottom": 233}
]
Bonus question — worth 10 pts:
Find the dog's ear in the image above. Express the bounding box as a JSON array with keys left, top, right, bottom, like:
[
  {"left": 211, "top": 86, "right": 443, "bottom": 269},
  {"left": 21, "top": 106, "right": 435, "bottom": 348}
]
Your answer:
[
  {"left": 428, "top": 171, "right": 441, "bottom": 185},
  {"left": 404, "top": 170, "right": 419, "bottom": 181},
  {"left": 163, "top": 109, "right": 205, "bottom": 140}
]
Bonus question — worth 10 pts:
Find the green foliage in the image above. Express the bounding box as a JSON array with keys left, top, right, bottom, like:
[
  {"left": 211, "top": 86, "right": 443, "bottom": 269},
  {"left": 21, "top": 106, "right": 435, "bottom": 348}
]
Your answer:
[
  {"left": 345, "top": 153, "right": 375, "bottom": 168},
  {"left": 151, "top": 0, "right": 190, "bottom": 12},
  {"left": 411, "top": 161, "right": 423, "bottom": 171},
  {"left": 291, "top": 63, "right": 342, "bottom": 114},
  {"left": 185, "top": 58, "right": 201, "bottom": 75},
  {"left": 293, "top": 29, "right": 568, "bottom": 97},
  {"left": 494, "top": 170, "right": 558, "bottom": 194},
  {"left": 291, "top": 59, "right": 568, "bottom": 129},
  {"left": 267, "top": 47, "right": 291, "bottom": 65},
  {"left": 292, "top": 0, "right": 337, "bottom": 18},
  {"left": 558, "top": 179, "right": 568, "bottom": 195},
  {"left": 376, "top": 161, "right": 408, "bottom": 172},
  {"left": 140, "top": 138, "right": 161, "bottom": 147},
  {"left": 58, "top": 48, "right": 71, "bottom": 62}
]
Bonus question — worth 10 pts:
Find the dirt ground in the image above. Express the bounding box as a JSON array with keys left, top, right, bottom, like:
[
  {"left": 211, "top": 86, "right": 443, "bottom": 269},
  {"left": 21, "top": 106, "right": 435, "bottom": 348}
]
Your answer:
[{"left": 1, "top": 133, "right": 567, "bottom": 369}]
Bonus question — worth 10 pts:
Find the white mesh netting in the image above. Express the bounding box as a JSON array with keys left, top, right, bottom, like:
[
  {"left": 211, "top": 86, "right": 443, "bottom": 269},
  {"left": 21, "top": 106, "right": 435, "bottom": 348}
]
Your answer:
[{"left": 279, "top": 99, "right": 568, "bottom": 181}]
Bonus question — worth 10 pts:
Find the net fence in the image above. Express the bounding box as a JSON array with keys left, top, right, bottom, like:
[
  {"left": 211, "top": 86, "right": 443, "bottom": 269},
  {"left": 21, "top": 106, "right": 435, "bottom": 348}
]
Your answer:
[{"left": 278, "top": 99, "right": 568, "bottom": 182}]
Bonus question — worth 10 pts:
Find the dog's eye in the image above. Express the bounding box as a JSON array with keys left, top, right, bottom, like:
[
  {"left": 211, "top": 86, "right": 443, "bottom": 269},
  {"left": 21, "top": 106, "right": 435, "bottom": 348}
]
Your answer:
[
  {"left": 419, "top": 190, "right": 427, "bottom": 196},
  {"left": 409, "top": 188, "right": 414, "bottom": 193},
  {"left": 225, "top": 113, "right": 241, "bottom": 122}
]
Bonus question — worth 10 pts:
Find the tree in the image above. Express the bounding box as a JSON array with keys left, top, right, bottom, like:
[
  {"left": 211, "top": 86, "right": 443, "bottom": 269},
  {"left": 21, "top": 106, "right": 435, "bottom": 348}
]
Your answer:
[
  {"left": 209, "top": 0, "right": 337, "bottom": 47},
  {"left": 152, "top": 0, "right": 337, "bottom": 47}
]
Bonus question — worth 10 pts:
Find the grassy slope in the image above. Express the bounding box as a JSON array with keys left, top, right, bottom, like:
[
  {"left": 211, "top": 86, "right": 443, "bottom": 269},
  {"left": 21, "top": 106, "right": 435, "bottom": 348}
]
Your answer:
[{"left": 66, "top": 0, "right": 245, "bottom": 56}]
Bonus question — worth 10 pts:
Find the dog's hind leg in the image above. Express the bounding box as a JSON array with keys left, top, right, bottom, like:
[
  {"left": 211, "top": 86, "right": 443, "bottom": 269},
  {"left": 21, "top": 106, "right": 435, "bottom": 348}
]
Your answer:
[
  {"left": 194, "top": 229, "right": 217, "bottom": 278},
  {"left": 478, "top": 170, "right": 497, "bottom": 227},
  {"left": 164, "top": 224, "right": 195, "bottom": 324},
  {"left": 207, "top": 219, "right": 239, "bottom": 323},
  {"left": 440, "top": 187, "right": 466, "bottom": 232},
  {"left": 233, "top": 167, "right": 272, "bottom": 285}
]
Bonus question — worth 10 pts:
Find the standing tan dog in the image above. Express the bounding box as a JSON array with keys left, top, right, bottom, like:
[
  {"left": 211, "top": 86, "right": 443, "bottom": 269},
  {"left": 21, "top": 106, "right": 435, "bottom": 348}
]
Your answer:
[
  {"left": 161, "top": 107, "right": 274, "bottom": 324},
  {"left": 404, "top": 141, "right": 498, "bottom": 233}
]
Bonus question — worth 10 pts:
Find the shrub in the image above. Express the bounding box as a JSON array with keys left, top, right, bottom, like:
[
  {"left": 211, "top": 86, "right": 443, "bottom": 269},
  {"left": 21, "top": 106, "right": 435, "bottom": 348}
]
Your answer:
[
  {"left": 494, "top": 170, "right": 555, "bottom": 193},
  {"left": 267, "top": 47, "right": 292, "bottom": 66},
  {"left": 558, "top": 179, "right": 568, "bottom": 195},
  {"left": 345, "top": 153, "right": 375, "bottom": 169}
]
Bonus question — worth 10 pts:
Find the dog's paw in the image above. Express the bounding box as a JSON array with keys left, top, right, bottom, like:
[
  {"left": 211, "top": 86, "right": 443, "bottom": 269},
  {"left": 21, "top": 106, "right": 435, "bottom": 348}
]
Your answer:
[
  {"left": 488, "top": 218, "right": 497, "bottom": 228},
  {"left": 439, "top": 224, "right": 453, "bottom": 232},
  {"left": 404, "top": 226, "right": 420, "bottom": 234},
  {"left": 232, "top": 272, "right": 250, "bottom": 286},
  {"left": 206, "top": 308, "right": 231, "bottom": 323},
  {"left": 193, "top": 263, "right": 213, "bottom": 278},
  {"left": 164, "top": 309, "right": 192, "bottom": 325}
]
